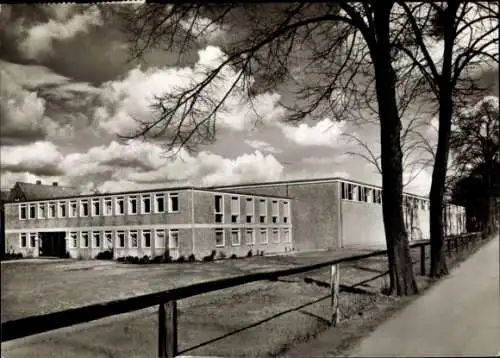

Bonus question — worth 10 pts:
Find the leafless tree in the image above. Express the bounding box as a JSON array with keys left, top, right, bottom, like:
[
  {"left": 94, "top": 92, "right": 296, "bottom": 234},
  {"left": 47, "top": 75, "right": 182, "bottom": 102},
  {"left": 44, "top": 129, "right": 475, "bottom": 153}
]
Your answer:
[
  {"left": 120, "top": 2, "right": 421, "bottom": 295},
  {"left": 395, "top": 1, "right": 499, "bottom": 277}
]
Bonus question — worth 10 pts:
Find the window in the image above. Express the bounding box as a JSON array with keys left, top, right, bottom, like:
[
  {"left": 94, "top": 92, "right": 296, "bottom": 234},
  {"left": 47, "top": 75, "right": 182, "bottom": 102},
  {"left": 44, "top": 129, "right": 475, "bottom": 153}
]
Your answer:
[
  {"left": 69, "top": 200, "right": 77, "bottom": 217},
  {"left": 342, "top": 182, "right": 354, "bottom": 200},
  {"left": 142, "top": 195, "right": 152, "bottom": 214},
  {"left": 155, "top": 193, "right": 165, "bottom": 213},
  {"left": 271, "top": 229, "right": 280, "bottom": 243},
  {"left": 169, "top": 229, "right": 179, "bottom": 249},
  {"left": 352, "top": 185, "right": 359, "bottom": 201},
  {"left": 115, "top": 197, "right": 125, "bottom": 215},
  {"left": 116, "top": 231, "right": 125, "bottom": 248},
  {"left": 128, "top": 196, "right": 138, "bottom": 214},
  {"left": 142, "top": 230, "right": 151, "bottom": 248},
  {"left": 130, "top": 230, "right": 138, "bottom": 247},
  {"left": 359, "top": 186, "right": 366, "bottom": 202},
  {"left": 259, "top": 199, "right": 267, "bottom": 223},
  {"left": 231, "top": 196, "right": 239, "bottom": 223},
  {"left": 259, "top": 229, "right": 268, "bottom": 244},
  {"left": 92, "top": 198, "right": 100, "bottom": 216},
  {"left": 155, "top": 229, "right": 166, "bottom": 248},
  {"left": 58, "top": 201, "right": 66, "bottom": 218},
  {"left": 245, "top": 229, "right": 255, "bottom": 245},
  {"left": 103, "top": 197, "right": 112, "bottom": 216},
  {"left": 48, "top": 202, "right": 56, "bottom": 218},
  {"left": 283, "top": 229, "right": 291, "bottom": 243},
  {"left": 80, "top": 199, "right": 89, "bottom": 217},
  {"left": 365, "top": 188, "right": 373, "bottom": 203},
  {"left": 215, "top": 195, "right": 223, "bottom": 223},
  {"left": 231, "top": 229, "right": 241, "bottom": 246},
  {"left": 29, "top": 204, "right": 36, "bottom": 219},
  {"left": 245, "top": 198, "right": 254, "bottom": 223},
  {"left": 30, "top": 233, "right": 36, "bottom": 247},
  {"left": 93, "top": 232, "right": 101, "bottom": 248},
  {"left": 38, "top": 203, "right": 46, "bottom": 218},
  {"left": 168, "top": 193, "right": 179, "bottom": 212},
  {"left": 374, "top": 190, "right": 382, "bottom": 204},
  {"left": 81, "top": 232, "right": 89, "bottom": 248},
  {"left": 70, "top": 232, "right": 78, "bottom": 248},
  {"left": 20, "top": 205, "right": 27, "bottom": 219},
  {"left": 20, "top": 233, "right": 27, "bottom": 247},
  {"left": 282, "top": 201, "right": 290, "bottom": 224},
  {"left": 421, "top": 200, "right": 426, "bottom": 210},
  {"left": 215, "top": 228, "right": 224, "bottom": 247},
  {"left": 271, "top": 200, "right": 279, "bottom": 223},
  {"left": 105, "top": 231, "right": 113, "bottom": 248}
]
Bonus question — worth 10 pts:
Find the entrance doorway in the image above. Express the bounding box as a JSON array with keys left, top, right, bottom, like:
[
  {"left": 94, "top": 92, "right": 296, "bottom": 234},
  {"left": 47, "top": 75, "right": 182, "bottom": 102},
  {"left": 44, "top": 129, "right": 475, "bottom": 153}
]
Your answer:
[{"left": 39, "top": 232, "right": 67, "bottom": 257}]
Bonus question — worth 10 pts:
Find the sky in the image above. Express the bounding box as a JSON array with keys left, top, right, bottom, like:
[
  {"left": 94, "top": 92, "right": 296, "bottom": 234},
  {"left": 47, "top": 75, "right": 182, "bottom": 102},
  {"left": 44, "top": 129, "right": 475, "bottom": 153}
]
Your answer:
[{"left": 0, "top": 4, "right": 498, "bottom": 196}]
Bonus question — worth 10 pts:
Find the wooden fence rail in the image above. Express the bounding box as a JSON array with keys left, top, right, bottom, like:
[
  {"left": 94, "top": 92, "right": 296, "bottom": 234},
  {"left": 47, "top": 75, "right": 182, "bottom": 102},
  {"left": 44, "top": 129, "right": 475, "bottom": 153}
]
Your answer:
[{"left": 1, "top": 232, "right": 483, "bottom": 358}]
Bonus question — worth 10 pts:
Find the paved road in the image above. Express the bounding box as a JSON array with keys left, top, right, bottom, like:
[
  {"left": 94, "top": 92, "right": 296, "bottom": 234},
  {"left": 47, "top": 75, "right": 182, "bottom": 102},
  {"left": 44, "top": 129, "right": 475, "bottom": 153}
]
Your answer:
[{"left": 347, "top": 235, "right": 500, "bottom": 357}]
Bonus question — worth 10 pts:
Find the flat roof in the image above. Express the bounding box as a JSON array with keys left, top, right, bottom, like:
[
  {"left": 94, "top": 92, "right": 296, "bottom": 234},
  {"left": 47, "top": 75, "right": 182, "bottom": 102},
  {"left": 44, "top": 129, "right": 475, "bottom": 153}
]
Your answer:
[
  {"left": 206, "top": 176, "right": 430, "bottom": 200},
  {"left": 2, "top": 186, "right": 292, "bottom": 205}
]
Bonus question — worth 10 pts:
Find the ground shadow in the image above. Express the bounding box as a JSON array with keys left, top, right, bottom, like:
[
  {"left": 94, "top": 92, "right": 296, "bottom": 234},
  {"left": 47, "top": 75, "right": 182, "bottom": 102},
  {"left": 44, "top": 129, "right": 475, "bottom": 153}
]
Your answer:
[{"left": 178, "top": 294, "right": 332, "bottom": 355}]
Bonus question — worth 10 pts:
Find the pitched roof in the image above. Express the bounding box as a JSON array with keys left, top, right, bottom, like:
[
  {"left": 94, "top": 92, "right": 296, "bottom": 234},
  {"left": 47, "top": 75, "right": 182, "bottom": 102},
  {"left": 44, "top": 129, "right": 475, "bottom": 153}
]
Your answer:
[{"left": 12, "top": 182, "right": 80, "bottom": 201}]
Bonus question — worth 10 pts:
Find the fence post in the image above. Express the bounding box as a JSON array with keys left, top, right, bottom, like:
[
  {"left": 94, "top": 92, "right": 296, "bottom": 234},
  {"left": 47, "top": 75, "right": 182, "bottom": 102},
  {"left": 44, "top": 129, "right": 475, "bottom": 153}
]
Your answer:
[
  {"left": 330, "top": 264, "right": 340, "bottom": 327},
  {"left": 420, "top": 245, "right": 426, "bottom": 275},
  {"left": 158, "top": 300, "right": 178, "bottom": 358}
]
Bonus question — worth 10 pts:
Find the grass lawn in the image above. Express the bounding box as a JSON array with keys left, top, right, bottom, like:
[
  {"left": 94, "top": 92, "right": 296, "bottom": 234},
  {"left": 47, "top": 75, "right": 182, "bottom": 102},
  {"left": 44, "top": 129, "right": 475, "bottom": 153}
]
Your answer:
[{"left": 1, "top": 240, "right": 484, "bottom": 358}]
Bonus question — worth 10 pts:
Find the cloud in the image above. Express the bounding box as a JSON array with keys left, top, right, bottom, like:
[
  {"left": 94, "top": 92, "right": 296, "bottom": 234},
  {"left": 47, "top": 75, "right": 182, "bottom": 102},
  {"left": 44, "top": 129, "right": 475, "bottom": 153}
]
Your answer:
[
  {"left": 244, "top": 139, "right": 281, "bottom": 154},
  {"left": 19, "top": 6, "right": 103, "bottom": 59},
  {"left": 179, "top": 16, "right": 226, "bottom": 43},
  {"left": 94, "top": 45, "right": 285, "bottom": 138},
  {"left": 0, "top": 60, "right": 69, "bottom": 89},
  {"left": 0, "top": 141, "right": 65, "bottom": 176},
  {"left": 0, "top": 66, "right": 74, "bottom": 145},
  {"left": 282, "top": 118, "right": 346, "bottom": 147}
]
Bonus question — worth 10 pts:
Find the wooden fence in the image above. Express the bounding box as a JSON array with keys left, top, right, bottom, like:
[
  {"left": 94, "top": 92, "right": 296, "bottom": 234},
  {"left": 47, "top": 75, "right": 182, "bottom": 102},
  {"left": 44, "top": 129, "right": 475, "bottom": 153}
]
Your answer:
[{"left": 1, "top": 232, "right": 484, "bottom": 357}]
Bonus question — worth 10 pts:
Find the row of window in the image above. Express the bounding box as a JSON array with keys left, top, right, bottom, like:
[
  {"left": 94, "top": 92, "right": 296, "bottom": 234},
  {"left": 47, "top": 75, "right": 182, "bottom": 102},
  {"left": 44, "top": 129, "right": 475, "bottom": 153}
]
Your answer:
[
  {"left": 19, "top": 227, "right": 291, "bottom": 250},
  {"left": 19, "top": 193, "right": 179, "bottom": 220},
  {"left": 214, "top": 227, "right": 291, "bottom": 247},
  {"left": 214, "top": 196, "right": 290, "bottom": 224},
  {"left": 341, "top": 182, "right": 430, "bottom": 210},
  {"left": 19, "top": 229, "right": 179, "bottom": 249}
]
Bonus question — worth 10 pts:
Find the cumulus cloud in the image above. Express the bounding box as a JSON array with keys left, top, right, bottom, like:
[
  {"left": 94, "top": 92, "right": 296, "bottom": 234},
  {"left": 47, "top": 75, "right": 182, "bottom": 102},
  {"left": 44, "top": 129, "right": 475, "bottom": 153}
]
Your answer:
[
  {"left": 244, "top": 139, "right": 281, "bottom": 153},
  {"left": 19, "top": 6, "right": 103, "bottom": 59},
  {"left": 0, "top": 67, "right": 74, "bottom": 145},
  {"left": 283, "top": 118, "right": 347, "bottom": 148},
  {"left": 0, "top": 141, "right": 65, "bottom": 176},
  {"left": 95, "top": 45, "right": 285, "bottom": 138}
]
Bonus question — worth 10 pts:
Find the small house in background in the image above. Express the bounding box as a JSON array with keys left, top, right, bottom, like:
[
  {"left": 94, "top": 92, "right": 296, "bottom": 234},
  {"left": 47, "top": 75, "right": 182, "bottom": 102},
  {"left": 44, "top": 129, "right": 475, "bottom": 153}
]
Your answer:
[{"left": 7, "top": 181, "right": 80, "bottom": 202}]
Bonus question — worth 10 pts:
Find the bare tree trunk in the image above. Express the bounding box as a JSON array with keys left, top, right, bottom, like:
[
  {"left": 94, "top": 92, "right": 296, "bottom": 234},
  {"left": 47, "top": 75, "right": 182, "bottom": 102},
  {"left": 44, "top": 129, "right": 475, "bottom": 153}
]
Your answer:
[
  {"left": 428, "top": 1, "right": 462, "bottom": 279},
  {"left": 373, "top": 2, "right": 418, "bottom": 295}
]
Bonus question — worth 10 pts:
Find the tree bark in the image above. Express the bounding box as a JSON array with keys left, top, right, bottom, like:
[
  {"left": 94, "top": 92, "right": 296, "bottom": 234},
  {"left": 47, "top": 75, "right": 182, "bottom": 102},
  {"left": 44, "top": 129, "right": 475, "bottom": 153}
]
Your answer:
[
  {"left": 373, "top": 2, "right": 418, "bottom": 295},
  {"left": 429, "top": 2, "right": 460, "bottom": 278}
]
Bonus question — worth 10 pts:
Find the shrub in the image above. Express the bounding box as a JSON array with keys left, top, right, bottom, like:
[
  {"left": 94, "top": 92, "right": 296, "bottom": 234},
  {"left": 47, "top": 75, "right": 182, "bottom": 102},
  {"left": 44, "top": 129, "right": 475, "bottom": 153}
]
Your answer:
[
  {"left": 203, "top": 255, "right": 214, "bottom": 262},
  {"left": 117, "top": 256, "right": 126, "bottom": 262},
  {"left": 177, "top": 255, "right": 186, "bottom": 263},
  {"left": 259, "top": 250, "right": 264, "bottom": 256},
  {"left": 140, "top": 255, "right": 150, "bottom": 264},
  {"left": 95, "top": 250, "right": 113, "bottom": 260},
  {"left": 188, "top": 253, "right": 196, "bottom": 262},
  {"left": 161, "top": 255, "right": 172, "bottom": 263},
  {"left": 217, "top": 251, "right": 226, "bottom": 259},
  {"left": 247, "top": 250, "right": 253, "bottom": 257},
  {"left": 230, "top": 253, "right": 238, "bottom": 259},
  {"left": 62, "top": 251, "right": 71, "bottom": 259}
]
